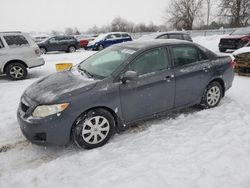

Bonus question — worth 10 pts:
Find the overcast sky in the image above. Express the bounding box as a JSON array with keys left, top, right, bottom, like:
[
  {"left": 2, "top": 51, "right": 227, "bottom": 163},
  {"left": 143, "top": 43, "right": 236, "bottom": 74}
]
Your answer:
[{"left": 1, "top": 0, "right": 168, "bottom": 32}]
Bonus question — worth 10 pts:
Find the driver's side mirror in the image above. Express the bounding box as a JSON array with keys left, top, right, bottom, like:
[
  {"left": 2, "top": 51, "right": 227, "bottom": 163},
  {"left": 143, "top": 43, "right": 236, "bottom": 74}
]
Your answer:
[{"left": 121, "top": 71, "right": 138, "bottom": 83}]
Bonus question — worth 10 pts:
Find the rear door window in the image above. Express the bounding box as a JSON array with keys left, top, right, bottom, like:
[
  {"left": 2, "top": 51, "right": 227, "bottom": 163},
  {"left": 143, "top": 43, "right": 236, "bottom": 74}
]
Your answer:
[
  {"left": 171, "top": 45, "right": 208, "bottom": 67},
  {"left": 157, "top": 34, "right": 168, "bottom": 39},
  {"left": 114, "top": 34, "right": 121, "bottom": 38},
  {"left": 168, "top": 34, "right": 183, "bottom": 40},
  {"left": 121, "top": 34, "right": 129, "bottom": 38},
  {"left": 3, "top": 35, "right": 29, "bottom": 48}
]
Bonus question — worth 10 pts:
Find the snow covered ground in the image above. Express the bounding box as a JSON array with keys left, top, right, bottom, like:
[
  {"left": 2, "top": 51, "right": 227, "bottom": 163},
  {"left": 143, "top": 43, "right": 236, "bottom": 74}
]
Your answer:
[{"left": 1, "top": 37, "right": 250, "bottom": 188}]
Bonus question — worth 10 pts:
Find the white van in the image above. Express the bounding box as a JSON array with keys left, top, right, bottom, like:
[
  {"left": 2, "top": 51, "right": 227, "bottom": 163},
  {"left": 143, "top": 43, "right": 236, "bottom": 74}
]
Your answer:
[{"left": 0, "top": 32, "right": 45, "bottom": 80}]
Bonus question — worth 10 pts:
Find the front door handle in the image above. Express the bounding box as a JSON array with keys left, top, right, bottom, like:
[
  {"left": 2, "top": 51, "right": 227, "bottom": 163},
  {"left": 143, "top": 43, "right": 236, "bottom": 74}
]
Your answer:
[
  {"left": 203, "top": 66, "right": 211, "bottom": 72},
  {"left": 164, "top": 75, "right": 174, "bottom": 82}
]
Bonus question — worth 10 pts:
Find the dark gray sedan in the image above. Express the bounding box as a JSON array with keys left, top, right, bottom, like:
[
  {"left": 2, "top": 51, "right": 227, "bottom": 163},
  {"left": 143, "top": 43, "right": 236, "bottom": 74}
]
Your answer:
[{"left": 17, "top": 40, "right": 234, "bottom": 149}]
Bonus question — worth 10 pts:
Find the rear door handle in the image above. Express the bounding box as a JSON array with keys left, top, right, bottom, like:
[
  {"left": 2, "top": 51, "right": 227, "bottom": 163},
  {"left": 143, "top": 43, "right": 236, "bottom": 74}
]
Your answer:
[{"left": 203, "top": 66, "right": 210, "bottom": 72}]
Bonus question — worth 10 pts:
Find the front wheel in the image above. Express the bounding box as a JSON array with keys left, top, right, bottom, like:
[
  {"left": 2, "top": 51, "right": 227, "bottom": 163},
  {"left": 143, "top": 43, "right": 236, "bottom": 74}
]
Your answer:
[
  {"left": 72, "top": 109, "right": 115, "bottom": 149},
  {"left": 200, "top": 81, "right": 223, "bottom": 109},
  {"left": 98, "top": 45, "right": 104, "bottom": 51}
]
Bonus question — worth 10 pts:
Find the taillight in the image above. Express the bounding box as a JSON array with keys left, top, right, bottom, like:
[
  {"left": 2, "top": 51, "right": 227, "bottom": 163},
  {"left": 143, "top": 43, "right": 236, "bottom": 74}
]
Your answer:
[
  {"left": 35, "top": 48, "right": 41, "bottom": 56},
  {"left": 229, "top": 59, "right": 236, "bottom": 69}
]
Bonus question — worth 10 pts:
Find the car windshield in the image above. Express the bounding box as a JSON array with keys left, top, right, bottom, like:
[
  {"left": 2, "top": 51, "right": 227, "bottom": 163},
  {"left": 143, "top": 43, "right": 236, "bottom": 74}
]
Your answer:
[
  {"left": 78, "top": 46, "right": 137, "bottom": 78},
  {"left": 231, "top": 29, "right": 250, "bottom": 35}
]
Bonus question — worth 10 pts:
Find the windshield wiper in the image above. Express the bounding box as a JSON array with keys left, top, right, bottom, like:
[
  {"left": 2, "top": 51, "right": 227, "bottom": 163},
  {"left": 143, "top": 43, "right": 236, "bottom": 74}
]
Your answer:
[{"left": 77, "top": 66, "right": 94, "bottom": 78}]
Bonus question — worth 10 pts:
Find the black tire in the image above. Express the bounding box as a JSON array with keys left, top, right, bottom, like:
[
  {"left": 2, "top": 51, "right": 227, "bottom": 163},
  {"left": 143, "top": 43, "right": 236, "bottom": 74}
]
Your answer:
[
  {"left": 72, "top": 109, "right": 115, "bottom": 149},
  {"left": 98, "top": 45, "right": 104, "bottom": 51},
  {"left": 40, "top": 47, "right": 47, "bottom": 54},
  {"left": 219, "top": 48, "right": 226, "bottom": 52},
  {"left": 200, "top": 81, "right": 223, "bottom": 109},
  {"left": 67, "top": 46, "right": 76, "bottom": 53},
  {"left": 5, "top": 62, "right": 28, "bottom": 80}
]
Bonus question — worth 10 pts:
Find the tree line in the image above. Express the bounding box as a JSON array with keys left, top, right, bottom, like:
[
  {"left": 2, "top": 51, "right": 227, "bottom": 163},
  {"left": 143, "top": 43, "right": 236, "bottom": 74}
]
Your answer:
[
  {"left": 52, "top": 0, "right": 250, "bottom": 35},
  {"left": 166, "top": 0, "right": 250, "bottom": 30}
]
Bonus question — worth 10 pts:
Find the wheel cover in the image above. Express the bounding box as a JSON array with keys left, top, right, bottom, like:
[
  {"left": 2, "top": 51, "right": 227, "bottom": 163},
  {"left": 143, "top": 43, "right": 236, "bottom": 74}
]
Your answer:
[
  {"left": 9, "top": 66, "right": 24, "bottom": 79},
  {"left": 99, "top": 45, "right": 103, "bottom": 50},
  {"left": 206, "top": 86, "right": 221, "bottom": 106},
  {"left": 69, "top": 47, "right": 75, "bottom": 52},
  {"left": 81, "top": 116, "right": 110, "bottom": 144}
]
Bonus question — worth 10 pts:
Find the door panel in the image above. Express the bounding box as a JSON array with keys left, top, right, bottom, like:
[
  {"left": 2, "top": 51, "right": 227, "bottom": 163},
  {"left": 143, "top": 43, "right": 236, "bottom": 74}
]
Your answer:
[
  {"left": 119, "top": 48, "right": 175, "bottom": 122},
  {"left": 47, "top": 37, "right": 59, "bottom": 51},
  {"left": 170, "top": 45, "right": 212, "bottom": 107},
  {"left": 174, "top": 60, "right": 212, "bottom": 107},
  {"left": 120, "top": 70, "right": 175, "bottom": 122}
]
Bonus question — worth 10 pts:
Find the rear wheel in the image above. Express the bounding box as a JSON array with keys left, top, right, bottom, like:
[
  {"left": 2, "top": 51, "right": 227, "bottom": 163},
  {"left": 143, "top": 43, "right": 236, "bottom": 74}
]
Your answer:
[
  {"left": 72, "top": 109, "right": 115, "bottom": 149},
  {"left": 5, "top": 62, "right": 27, "bottom": 80},
  {"left": 68, "top": 46, "right": 76, "bottom": 53},
  {"left": 200, "top": 81, "right": 223, "bottom": 109}
]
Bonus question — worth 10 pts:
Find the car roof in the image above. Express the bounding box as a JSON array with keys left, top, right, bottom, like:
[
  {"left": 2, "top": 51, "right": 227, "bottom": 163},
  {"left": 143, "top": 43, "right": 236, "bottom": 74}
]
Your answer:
[
  {"left": 117, "top": 39, "right": 192, "bottom": 50},
  {"left": 100, "top": 32, "right": 130, "bottom": 36},
  {"left": 138, "top": 31, "right": 189, "bottom": 40}
]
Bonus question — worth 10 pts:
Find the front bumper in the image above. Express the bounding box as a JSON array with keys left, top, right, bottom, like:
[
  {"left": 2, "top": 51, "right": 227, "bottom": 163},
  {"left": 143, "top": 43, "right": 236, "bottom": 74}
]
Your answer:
[{"left": 17, "top": 95, "right": 74, "bottom": 146}]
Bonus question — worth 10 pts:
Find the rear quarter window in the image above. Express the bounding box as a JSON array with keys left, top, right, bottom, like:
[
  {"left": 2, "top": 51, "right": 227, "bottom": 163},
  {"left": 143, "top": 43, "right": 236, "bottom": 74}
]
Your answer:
[
  {"left": 183, "top": 34, "right": 192, "bottom": 41},
  {"left": 171, "top": 45, "right": 208, "bottom": 66},
  {"left": 3, "top": 35, "right": 29, "bottom": 48},
  {"left": 168, "top": 34, "right": 183, "bottom": 40}
]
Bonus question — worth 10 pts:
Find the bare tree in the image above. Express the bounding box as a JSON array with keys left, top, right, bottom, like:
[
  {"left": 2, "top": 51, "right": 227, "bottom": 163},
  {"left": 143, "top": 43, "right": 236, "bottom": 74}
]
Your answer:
[
  {"left": 219, "top": 0, "right": 250, "bottom": 27},
  {"left": 165, "top": 0, "right": 203, "bottom": 30},
  {"left": 51, "top": 30, "right": 60, "bottom": 36},
  {"left": 111, "top": 17, "right": 130, "bottom": 32},
  {"left": 65, "top": 27, "right": 74, "bottom": 35}
]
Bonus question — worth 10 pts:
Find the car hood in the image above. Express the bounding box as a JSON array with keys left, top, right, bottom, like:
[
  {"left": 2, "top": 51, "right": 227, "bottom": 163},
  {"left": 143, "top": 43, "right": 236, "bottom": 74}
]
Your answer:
[{"left": 24, "top": 68, "right": 97, "bottom": 104}]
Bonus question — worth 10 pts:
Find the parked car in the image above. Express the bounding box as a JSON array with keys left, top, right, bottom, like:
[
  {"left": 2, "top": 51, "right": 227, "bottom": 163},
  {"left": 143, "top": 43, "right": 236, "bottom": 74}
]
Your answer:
[
  {"left": 0, "top": 31, "right": 45, "bottom": 80},
  {"left": 75, "top": 35, "right": 96, "bottom": 49},
  {"left": 32, "top": 34, "right": 50, "bottom": 43},
  {"left": 87, "top": 32, "right": 132, "bottom": 50},
  {"left": 37, "top": 36, "right": 80, "bottom": 54},
  {"left": 138, "top": 31, "right": 193, "bottom": 42},
  {"left": 17, "top": 39, "right": 234, "bottom": 149},
  {"left": 219, "top": 28, "right": 250, "bottom": 52}
]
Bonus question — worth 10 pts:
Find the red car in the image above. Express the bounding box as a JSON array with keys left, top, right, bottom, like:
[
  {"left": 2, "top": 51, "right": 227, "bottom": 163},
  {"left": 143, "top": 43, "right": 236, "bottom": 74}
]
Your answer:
[
  {"left": 219, "top": 29, "right": 250, "bottom": 52},
  {"left": 76, "top": 35, "right": 96, "bottom": 49}
]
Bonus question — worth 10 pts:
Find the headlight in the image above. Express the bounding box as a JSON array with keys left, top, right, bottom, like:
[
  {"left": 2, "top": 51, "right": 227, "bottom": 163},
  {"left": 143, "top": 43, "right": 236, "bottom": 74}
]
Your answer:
[{"left": 32, "top": 103, "right": 69, "bottom": 118}]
